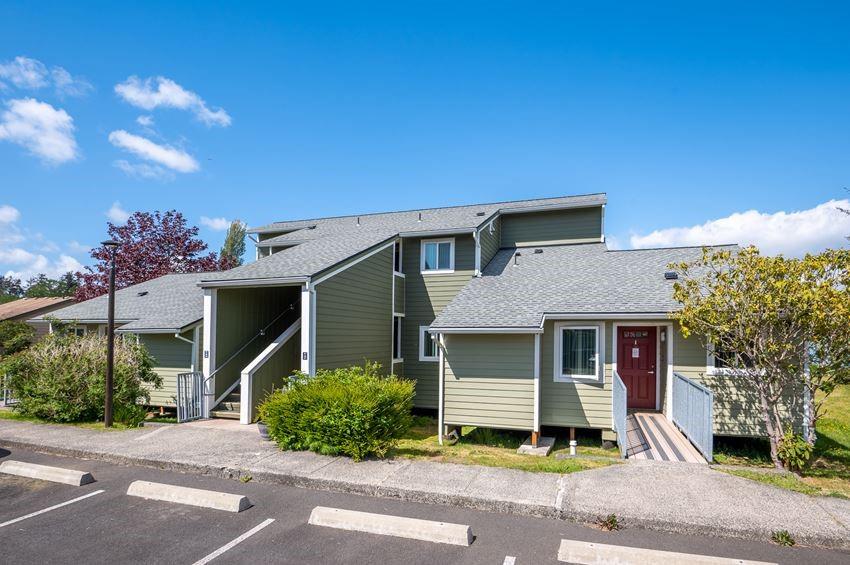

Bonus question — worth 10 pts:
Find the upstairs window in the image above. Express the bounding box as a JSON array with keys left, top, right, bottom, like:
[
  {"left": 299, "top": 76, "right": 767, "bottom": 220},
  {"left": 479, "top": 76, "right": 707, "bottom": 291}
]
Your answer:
[
  {"left": 393, "top": 240, "right": 403, "bottom": 273},
  {"left": 419, "top": 326, "right": 438, "bottom": 361},
  {"left": 420, "top": 238, "right": 454, "bottom": 273}
]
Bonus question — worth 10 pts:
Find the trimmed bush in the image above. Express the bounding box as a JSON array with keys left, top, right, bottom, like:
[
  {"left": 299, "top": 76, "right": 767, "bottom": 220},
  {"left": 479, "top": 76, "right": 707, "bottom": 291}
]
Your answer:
[
  {"left": 1, "top": 332, "right": 160, "bottom": 422},
  {"left": 258, "top": 363, "right": 415, "bottom": 461}
]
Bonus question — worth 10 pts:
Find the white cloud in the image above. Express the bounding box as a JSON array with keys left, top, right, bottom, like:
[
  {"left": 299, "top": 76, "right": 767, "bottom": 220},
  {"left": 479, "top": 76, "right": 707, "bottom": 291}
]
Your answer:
[
  {"left": 67, "top": 240, "right": 91, "bottom": 253},
  {"left": 200, "top": 216, "right": 231, "bottom": 231},
  {"left": 108, "top": 129, "right": 199, "bottom": 173},
  {"left": 136, "top": 115, "right": 154, "bottom": 127},
  {"left": 0, "top": 98, "right": 78, "bottom": 164},
  {"left": 106, "top": 201, "right": 130, "bottom": 223},
  {"left": 630, "top": 199, "right": 850, "bottom": 256},
  {"left": 113, "top": 159, "right": 174, "bottom": 181},
  {"left": 115, "top": 76, "right": 231, "bottom": 127},
  {"left": 0, "top": 205, "right": 85, "bottom": 281},
  {"left": 0, "top": 56, "right": 92, "bottom": 97},
  {"left": 0, "top": 56, "right": 49, "bottom": 89},
  {"left": 0, "top": 204, "right": 21, "bottom": 224}
]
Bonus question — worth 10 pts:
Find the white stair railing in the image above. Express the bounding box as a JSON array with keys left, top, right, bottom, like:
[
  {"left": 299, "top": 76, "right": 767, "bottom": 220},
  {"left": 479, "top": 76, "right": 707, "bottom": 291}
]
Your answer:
[
  {"left": 612, "top": 370, "right": 628, "bottom": 458},
  {"left": 239, "top": 318, "right": 301, "bottom": 424}
]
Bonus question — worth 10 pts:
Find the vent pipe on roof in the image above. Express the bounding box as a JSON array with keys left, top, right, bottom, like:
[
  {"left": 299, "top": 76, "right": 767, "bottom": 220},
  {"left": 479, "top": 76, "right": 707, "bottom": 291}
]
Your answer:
[
  {"left": 514, "top": 251, "right": 521, "bottom": 266},
  {"left": 418, "top": 212, "right": 422, "bottom": 222},
  {"left": 356, "top": 216, "right": 360, "bottom": 227}
]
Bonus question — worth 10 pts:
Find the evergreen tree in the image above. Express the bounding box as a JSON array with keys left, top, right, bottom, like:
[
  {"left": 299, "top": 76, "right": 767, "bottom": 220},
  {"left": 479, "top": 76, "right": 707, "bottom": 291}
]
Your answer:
[{"left": 220, "top": 220, "right": 247, "bottom": 268}]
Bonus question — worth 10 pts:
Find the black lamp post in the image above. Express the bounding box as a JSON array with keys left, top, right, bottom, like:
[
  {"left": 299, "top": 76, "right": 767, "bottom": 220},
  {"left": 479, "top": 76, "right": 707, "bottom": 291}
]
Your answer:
[{"left": 102, "top": 239, "right": 121, "bottom": 427}]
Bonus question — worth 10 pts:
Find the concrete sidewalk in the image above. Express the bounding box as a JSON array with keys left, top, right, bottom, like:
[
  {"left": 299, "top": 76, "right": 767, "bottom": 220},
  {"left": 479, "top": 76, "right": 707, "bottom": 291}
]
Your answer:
[{"left": 1, "top": 418, "right": 848, "bottom": 549}]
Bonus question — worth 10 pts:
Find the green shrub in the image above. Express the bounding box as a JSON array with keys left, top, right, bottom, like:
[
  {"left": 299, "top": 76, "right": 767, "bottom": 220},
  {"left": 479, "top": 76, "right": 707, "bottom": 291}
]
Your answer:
[
  {"left": 1, "top": 332, "right": 160, "bottom": 422},
  {"left": 0, "top": 320, "right": 35, "bottom": 355},
  {"left": 777, "top": 430, "right": 813, "bottom": 472},
  {"left": 114, "top": 403, "right": 148, "bottom": 428},
  {"left": 258, "top": 362, "right": 415, "bottom": 461}
]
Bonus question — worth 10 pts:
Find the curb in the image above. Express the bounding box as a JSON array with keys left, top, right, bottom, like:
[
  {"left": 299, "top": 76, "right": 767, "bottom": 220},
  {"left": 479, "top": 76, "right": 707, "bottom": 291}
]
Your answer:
[{"left": 2, "top": 438, "right": 848, "bottom": 550}]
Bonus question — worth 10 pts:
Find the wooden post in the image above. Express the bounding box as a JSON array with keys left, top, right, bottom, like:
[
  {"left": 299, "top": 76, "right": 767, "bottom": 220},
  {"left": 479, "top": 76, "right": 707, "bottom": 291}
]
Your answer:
[
  {"left": 531, "top": 431, "right": 539, "bottom": 447},
  {"left": 570, "top": 427, "right": 576, "bottom": 442}
]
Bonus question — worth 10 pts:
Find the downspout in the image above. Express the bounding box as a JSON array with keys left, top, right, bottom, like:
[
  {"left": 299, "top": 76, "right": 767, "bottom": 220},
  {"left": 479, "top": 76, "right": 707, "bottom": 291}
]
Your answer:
[
  {"left": 174, "top": 332, "right": 193, "bottom": 345},
  {"left": 438, "top": 332, "right": 445, "bottom": 446},
  {"left": 473, "top": 229, "right": 481, "bottom": 277}
]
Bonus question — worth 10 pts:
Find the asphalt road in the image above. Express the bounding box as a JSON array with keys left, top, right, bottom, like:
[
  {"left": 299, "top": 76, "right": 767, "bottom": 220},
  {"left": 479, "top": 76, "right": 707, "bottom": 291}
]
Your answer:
[{"left": 0, "top": 447, "right": 846, "bottom": 564}]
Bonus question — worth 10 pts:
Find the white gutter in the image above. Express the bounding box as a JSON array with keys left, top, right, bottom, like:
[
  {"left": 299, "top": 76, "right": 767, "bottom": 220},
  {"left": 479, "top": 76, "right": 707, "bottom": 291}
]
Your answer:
[
  {"left": 429, "top": 327, "right": 543, "bottom": 334},
  {"left": 198, "top": 276, "right": 308, "bottom": 289},
  {"left": 397, "top": 227, "right": 476, "bottom": 238}
]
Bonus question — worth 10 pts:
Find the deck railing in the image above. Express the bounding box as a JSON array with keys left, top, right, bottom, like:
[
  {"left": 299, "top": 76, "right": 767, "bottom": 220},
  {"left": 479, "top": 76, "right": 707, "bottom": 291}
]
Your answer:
[
  {"left": 612, "top": 370, "right": 627, "bottom": 458},
  {"left": 176, "top": 371, "right": 204, "bottom": 423},
  {"left": 672, "top": 372, "right": 714, "bottom": 462}
]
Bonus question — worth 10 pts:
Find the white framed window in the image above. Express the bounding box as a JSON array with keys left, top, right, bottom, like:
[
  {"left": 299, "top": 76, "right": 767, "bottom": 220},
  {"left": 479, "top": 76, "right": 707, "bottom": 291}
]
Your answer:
[
  {"left": 420, "top": 238, "right": 454, "bottom": 274},
  {"left": 554, "top": 323, "right": 602, "bottom": 382},
  {"left": 706, "top": 343, "right": 756, "bottom": 376},
  {"left": 70, "top": 326, "right": 86, "bottom": 337},
  {"left": 393, "top": 240, "right": 403, "bottom": 274},
  {"left": 419, "top": 325, "right": 438, "bottom": 362},
  {"left": 392, "top": 316, "right": 403, "bottom": 362}
]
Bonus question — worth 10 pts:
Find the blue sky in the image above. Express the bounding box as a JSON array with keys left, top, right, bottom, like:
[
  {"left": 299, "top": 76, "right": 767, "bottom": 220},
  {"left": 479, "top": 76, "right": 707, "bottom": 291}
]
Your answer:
[{"left": 1, "top": 2, "right": 849, "bottom": 280}]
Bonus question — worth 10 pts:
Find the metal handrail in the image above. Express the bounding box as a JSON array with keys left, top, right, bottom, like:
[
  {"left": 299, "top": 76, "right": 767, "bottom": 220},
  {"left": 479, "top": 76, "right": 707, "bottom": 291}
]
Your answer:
[
  {"left": 612, "top": 370, "right": 627, "bottom": 458},
  {"left": 202, "top": 297, "right": 300, "bottom": 396}
]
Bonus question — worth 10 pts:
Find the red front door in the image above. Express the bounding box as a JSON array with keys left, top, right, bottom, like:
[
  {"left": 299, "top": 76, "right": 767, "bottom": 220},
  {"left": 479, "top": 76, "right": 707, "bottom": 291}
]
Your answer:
[{"left": 618, "top": 326, "right": 657, "bottom": 409}]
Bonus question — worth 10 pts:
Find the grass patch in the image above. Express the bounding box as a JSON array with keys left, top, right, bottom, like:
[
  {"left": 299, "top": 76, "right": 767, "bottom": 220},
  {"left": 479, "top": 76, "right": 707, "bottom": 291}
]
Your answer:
[
  {"left": 714, "top": 385, "right": 850, "bottom": 498},
  {"left": 390, "top": 416, "right": 617, "bottom": 474},
  {"left": 0, "top": 407, "right": 135, "bottom": 431}
]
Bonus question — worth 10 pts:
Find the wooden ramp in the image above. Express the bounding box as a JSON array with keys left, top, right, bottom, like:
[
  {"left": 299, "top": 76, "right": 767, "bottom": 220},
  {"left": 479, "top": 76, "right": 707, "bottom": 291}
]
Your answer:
[{"left": 626, "top": 412, "right": 707, "bottom": 463}]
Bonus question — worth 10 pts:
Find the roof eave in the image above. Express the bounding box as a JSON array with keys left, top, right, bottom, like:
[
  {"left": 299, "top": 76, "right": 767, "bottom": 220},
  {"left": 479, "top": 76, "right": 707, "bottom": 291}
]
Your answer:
[{"left": 198, "top": 275, "right": 309, "bottom": 289}]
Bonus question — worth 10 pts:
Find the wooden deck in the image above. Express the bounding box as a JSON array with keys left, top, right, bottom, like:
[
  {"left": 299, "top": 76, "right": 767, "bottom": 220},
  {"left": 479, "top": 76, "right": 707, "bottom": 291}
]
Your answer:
[{"left": 625, "top": 412, "right": 707, "bottom": 463}]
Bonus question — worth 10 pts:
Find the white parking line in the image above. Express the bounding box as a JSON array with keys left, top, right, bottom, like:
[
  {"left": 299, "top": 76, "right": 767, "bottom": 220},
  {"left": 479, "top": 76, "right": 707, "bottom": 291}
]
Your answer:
[
  {"left": 133, "top": 426, "right": 170, "bottom": 441},
  {"left": 0, "top": 489, "right": 105, "bottom": 529},
  {"left": 503, "top": 556, "right": 516, "bottom": 565},
  {"left": 191, "top": 518, "right": 275, "bottom": 565}
]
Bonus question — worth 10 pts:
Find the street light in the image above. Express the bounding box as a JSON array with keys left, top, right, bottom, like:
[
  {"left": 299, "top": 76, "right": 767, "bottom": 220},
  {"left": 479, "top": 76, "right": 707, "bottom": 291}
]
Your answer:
[{"left": 102, "top": 239, "right": 121, "bottom": 427}]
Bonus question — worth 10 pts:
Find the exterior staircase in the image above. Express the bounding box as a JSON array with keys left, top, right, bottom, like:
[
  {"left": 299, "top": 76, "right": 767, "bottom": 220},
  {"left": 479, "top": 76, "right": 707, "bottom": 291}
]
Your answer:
[{"left": 210, "top": 386, "right": 241, "bottom": 420}]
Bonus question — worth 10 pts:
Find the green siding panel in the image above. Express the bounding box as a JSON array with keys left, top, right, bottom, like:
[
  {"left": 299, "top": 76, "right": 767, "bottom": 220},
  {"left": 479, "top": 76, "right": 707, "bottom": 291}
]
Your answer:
[
  {"left": 672, "top": 330, "right": 804, "bottom": 437},
  {"left": 444, "top": 334, "right": 535, "bottom": 430},
  {"left": 540, "top": 320, "right": 613, "bottom": 430},
  {"left": 479, "top": 217, "right": 501, "bottom": 269},
  {"left": 315, "top": 246, "right": 394, "bottom": 371},
  {"left": 402, "top": 235, "right": 476, "bottom": 408},
  {"left": 250, "top": 329, "right": 300, "bottom": 418},
  {"left": 138, "top": 333, "right": 193, "bottom": 407},
  {"left": 500, "top": 207, "right": 602, "bottom": 247},
  {"left": 215, "top": 286, "right": 301, "bottom": 398}
]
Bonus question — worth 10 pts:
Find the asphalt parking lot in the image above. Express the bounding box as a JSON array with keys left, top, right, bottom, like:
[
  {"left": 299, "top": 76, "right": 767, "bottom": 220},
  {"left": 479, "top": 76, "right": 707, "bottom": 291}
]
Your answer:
[{"left": 1, "top": 447, "right": 847, "bottom": 564}]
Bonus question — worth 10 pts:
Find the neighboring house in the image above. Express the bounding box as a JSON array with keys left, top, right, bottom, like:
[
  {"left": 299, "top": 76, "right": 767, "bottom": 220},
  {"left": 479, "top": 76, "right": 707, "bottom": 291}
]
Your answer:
[
  {"left": 197, "top": 192, "right": 804, "bottom": 460},
  {"left": 0, "top": 297, "right": 74, "bottom": 345},
  {"left": 34, "top": 273, "right": 206, "bottom": 408}
]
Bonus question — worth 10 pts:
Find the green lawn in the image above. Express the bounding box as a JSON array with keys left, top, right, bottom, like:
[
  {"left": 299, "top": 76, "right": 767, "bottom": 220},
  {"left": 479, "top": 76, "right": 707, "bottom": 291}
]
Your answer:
[
  {"left": 714, "top": 385, "right": 850, "bottom": 498},
  {"left": 391, "top": 416, "right": 618, "bottom": 474}
]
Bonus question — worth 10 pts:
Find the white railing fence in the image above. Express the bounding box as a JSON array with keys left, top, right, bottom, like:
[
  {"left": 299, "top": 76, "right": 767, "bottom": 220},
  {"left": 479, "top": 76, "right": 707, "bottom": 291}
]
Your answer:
[
  {"left": 176, "top": 371, "right": 204, "bottom": 423},
  {"left": 612, "top": 370, "right": 628, "bottom": 458},
  {"left": 672, "top": 372, "right": 714, "bottom": 462},
  {"left": 1, "top": 373, "right": 17, "bottom": 406}
]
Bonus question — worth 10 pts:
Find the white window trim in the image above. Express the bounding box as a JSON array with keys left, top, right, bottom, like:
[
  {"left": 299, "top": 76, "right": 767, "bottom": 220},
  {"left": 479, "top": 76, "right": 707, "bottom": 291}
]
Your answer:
[
  {"left": 705, "top": 343, "right": 759, "bottom": 376},
  {"left": 419, "top": 325, "right": 438, "bottom": 362},
  {"left": 553, "top": 323, "right": 604, "bottom": 383},
  {"left": 392, "top": 315, "right": 404, "bottom": 364},
  {"left": 420, "top": 238, "right": 455, "bottom": 274}
]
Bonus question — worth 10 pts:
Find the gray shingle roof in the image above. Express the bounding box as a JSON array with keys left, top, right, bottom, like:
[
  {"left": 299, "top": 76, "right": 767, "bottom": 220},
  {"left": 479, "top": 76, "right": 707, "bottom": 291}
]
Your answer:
[
  {"left": 36, "top": 273, "right": 208, "bottom": 332},
  {"left": 201, "top": 193, "right": 606, "bottom": 286},
  {"left": 431, "top": 243, "right": 738, "bottom": 329},
  {"left": 251, "top": 193, "right": 607, "bottom": 242},
  {"left": 199, "top": 229, "right": 397, "bottom": 285}
]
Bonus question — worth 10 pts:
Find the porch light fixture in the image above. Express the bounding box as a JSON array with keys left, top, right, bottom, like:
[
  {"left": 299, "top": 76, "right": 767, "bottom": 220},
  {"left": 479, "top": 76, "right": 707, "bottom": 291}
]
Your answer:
[{"left": 101, "top": 239, "right": 122, "bottom": 428}]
